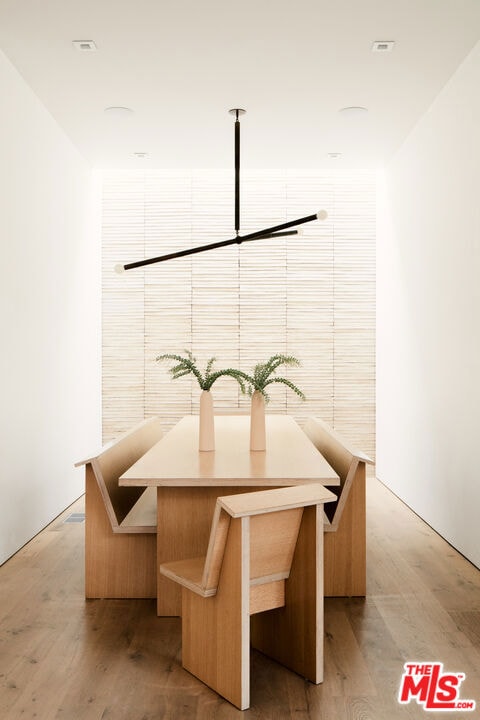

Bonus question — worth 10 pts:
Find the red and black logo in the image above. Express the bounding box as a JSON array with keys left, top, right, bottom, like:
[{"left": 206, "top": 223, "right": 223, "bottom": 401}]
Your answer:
[{"left": 399, "top": 662, "right": 475, "bottom": 711}]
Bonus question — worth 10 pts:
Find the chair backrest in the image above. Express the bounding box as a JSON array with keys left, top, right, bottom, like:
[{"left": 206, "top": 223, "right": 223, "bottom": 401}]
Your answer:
[
  {"left": 200, "top": 484, "right": 336, "bottom": 595},
  {"left": 76, "top": 417, "right": 163, "bottom": 528},
  {"left": 303, "top": 417, "right": 373, "bottom": 529}
]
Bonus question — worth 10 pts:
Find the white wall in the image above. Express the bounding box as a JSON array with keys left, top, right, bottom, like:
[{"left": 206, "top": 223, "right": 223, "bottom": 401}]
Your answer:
[
  {"left": 377, "top": 41, "right": 480, "bottom": 567},
  {"left": 0, "top": 50, "right": 101, "bottom": 564}
]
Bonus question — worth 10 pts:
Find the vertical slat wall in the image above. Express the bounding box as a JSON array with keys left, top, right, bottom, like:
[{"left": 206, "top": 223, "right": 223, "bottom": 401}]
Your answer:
[{"left": 102, "top": 169, "right": 375, "bottom": 459}]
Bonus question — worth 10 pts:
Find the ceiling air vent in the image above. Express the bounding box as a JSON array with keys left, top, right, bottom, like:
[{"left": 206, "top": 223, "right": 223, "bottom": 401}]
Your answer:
[
  {"left": 372, "top": 40, "right": 395, "bottom": 53},
  {"left": 72, "top": 40, "right": 97, "bottom": 51}
]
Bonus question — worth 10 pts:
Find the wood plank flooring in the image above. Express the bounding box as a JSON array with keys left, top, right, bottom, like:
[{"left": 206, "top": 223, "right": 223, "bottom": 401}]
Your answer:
[{"left": 1, "top": 478, "right": 480, "bottom": 719}]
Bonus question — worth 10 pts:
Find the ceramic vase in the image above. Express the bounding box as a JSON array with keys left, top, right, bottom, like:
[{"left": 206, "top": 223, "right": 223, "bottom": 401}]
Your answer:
[
  {"left": 250, "top": 390, "right": 266, "bottom": 451},
  {"left": 199, "top": 390, "right": 215, "bottom": 451}
]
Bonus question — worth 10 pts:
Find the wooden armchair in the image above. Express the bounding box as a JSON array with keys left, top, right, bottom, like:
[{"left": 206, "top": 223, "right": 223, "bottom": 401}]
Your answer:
[
  {"left": 76, "top": 416, "right": 163, "bottom": 599},
  {"left": 303, "top": 417, "right": 374, "bottom": 596},
  {"left": 160, "top": 483, "right": 335, "bottom": 710}
]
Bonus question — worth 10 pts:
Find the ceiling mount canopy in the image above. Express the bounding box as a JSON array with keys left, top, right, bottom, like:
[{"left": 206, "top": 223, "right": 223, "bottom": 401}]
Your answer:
[{"left": 115, "top": 110, "right": 327, "bottom": 273}]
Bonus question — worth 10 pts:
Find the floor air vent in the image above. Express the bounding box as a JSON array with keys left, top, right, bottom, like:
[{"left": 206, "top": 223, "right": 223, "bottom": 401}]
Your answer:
[{"left": 64, "top": 513, "right": 85, "bottom": 523}]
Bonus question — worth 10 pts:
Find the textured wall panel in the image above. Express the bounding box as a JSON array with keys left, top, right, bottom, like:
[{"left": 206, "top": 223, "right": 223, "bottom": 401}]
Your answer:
[{"left": 102, "top": 169, "right": 376, "bottom": 460}]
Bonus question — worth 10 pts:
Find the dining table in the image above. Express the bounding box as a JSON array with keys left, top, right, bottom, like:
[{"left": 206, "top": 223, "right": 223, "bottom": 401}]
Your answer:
[{"left": 119, "top": 414, "right": 340, "bottom": 616}]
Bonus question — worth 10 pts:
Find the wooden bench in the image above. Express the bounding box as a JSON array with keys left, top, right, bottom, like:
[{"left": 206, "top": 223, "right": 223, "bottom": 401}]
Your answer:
[
  {"left": 160, "top": 483, "right": 336, "bottom": 710},
  {"left": 76, "top": 416, "right": 163, "bottom": 598},
  {"left": 303, "top": 417, "right": 374, "bottom": 596}
]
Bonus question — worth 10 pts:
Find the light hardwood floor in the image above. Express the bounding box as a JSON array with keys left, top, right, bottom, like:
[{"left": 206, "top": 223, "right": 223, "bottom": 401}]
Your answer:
[{"left": 1, "top": 478, "right": 480, "bottom": 720}]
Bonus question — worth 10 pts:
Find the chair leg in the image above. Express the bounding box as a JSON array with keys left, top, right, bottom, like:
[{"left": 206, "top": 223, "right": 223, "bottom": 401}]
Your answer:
[
  {"left": 181, "top": 518, "right": 250, "bottom": 710},
  {"left": 250, "top": 504, "right": 324, "bottom": 683}
]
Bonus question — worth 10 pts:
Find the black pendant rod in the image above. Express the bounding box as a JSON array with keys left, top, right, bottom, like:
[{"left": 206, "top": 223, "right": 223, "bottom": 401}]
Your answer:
[
  {"left": 120, "top": 214, "right": 318, "bottom": 270},
  {"left": 230, "top": 108, "right": 245, "bottom": 235},
  {"left": 235, "top": 111, "right": 240, "bottom": 235}
]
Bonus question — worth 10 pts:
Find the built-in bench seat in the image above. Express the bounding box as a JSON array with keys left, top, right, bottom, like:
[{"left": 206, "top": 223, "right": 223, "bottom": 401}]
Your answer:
[
  {"left": 75, "top": 416, "right": 163, "bottom": 598},
  {"left": 303, "top": 416, "right": 374, "bottom": 597}
]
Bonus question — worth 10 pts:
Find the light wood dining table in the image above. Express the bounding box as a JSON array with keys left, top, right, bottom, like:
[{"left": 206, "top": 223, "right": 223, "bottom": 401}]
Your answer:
[{"left": 119, "top": 414, "right": 340, "bottom": 616}]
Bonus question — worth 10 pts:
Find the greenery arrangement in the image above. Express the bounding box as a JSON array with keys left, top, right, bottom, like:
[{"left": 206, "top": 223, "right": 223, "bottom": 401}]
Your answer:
[
  {"left": 242, "top": 354, "right": 306, "bottom": 403},
  {"left": 156, "top": 350, "right": 306, "bottom": 403},
  {"left": 156, "top": 350, "right": 248, "bottom": 392}
]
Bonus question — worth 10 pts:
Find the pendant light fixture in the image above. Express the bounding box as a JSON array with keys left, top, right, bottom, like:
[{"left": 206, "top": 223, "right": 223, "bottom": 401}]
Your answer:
[{"left": 115, "top": 109, "right": 327, "bottom": 273}]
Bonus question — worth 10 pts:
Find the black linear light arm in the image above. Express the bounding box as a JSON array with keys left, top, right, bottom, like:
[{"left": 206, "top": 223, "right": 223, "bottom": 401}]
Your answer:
[
  {"left": 115, "top": 109, "right": 328, "bottom": 273},
  {"left": 117, "top": 213, "right": 325, "bottom": 271}
]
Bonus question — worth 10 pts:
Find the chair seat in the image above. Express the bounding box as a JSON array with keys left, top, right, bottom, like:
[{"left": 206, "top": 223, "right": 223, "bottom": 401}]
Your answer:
[{"left": 161, "top": 557, "right": 215, "bottom": 597}]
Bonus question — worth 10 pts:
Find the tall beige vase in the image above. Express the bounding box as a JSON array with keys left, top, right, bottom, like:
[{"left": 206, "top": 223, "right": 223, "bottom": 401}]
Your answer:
[
  {"left": 199, "top": 390, "right": 215, "bottom": 451},
  {"left": 250, "top": 390, "right": 266, "bottom": 451}
]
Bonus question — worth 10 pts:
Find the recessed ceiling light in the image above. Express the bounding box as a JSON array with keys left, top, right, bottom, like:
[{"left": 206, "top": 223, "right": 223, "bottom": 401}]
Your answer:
[
  {"left": 372, "top": 40, "right": 395, "bottom": 53},
  {"left": 339, "top": 106, "right": 369, "bottom": 118},
  {"left": 72, "top": 40, "right": 97, "bottom": 51},
  {"left": 104, "top": 106, "right": 134, "bottom": 117},
  {"left": 133, "top": 152, "right": 148, "bottom": 158},
  {"left": 328, "top": 152, "right": 342, "bottom": 159}
]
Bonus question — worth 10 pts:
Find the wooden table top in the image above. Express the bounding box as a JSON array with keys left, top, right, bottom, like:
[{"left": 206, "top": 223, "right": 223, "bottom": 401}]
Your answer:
[{"left": 119, "top": 415, "right": 339, "bottom": 487}]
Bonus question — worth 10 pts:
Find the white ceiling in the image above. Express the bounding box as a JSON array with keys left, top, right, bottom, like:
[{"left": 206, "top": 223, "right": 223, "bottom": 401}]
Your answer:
[{"left": 0, "top": 0, "right": 479, "bottom": 169}]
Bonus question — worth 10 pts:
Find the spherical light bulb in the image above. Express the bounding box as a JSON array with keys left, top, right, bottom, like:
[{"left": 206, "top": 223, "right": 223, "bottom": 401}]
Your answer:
[
  {"left": 114, "top": 263, "right": 126, "bottom": 274},
  {"left": 296, "top": 227, "right": 304, "bottom": 236},
  {"left": 316, "top": 210, "right": 328, "bottom": 221}
]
